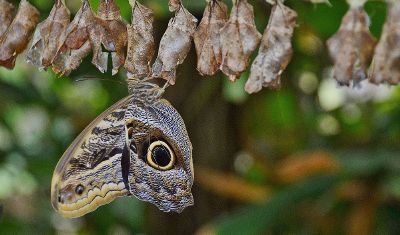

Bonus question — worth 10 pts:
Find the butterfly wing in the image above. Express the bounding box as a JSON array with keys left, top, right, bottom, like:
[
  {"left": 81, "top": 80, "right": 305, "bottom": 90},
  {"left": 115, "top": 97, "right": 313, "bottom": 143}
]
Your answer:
[
  {"left": 51, "top": 95, "right": 132, "bottom": 218},
  {"left": 123, "top": 98, "right": 194, "bottom": 213}
]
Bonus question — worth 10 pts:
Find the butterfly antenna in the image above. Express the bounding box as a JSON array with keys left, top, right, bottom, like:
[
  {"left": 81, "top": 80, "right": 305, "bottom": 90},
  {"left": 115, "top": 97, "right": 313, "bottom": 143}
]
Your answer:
[{"left": 73, "top": 76, "right": 127, "bottom": 85}]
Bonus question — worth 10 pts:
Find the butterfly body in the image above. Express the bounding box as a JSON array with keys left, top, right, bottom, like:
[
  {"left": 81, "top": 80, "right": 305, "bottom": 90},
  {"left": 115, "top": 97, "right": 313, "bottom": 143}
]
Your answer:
[{"left": 51, "top": 82, "right": 193, "bottom": 218}]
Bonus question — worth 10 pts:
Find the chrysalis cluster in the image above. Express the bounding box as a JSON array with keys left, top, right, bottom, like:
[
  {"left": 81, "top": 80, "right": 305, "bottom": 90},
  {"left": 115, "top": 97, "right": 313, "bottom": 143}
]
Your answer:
[
  {"left": 52, "top": 0, "right": 128, "bottom": 76},
  {"left": 0, "top": 0, "right": 39, "bottom": 69},
  {"left": 193, "top": 0, "right": 298, "bottom": 93},
  {"left": 1, "top": 0, "right": 399, "bottom": 90}
]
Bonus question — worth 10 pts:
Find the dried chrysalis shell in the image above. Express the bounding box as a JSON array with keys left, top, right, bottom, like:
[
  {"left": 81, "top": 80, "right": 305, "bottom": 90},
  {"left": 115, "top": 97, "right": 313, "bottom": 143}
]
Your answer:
[
  {"left": 194, "top": 0, "right": 228, "bottom": 76},
  {"left": 124, "top": 0, "right": 155, "bottom": 79},
  {"left": 220, "top": 0, "right": 261, "bottom": 82},
  {"left": 26, "top": 0, "right": 70, "bottom": 71},
  {"left": 245, "top": 0, "right": 297, "bottom": 93},
  {"left": 0, "top": 0, "right": 14, "bottom": 38},
  {"left": 52, "top": 0, "right": 94, "bottom": 76},
  {"left": 327, "top": 2, "right": 376, "bottom": 86},
  {"left": 88, "top": 0, "right": 127, "bottom": 75},
  {"left": 369, "top": 0, "right": 400, "bottom": 85},
  {"left": 0, "top": 0, "right": 39, "bottom": 69},
  {"left": 152, "top": 2, "right": 198, "bottom": 85}
]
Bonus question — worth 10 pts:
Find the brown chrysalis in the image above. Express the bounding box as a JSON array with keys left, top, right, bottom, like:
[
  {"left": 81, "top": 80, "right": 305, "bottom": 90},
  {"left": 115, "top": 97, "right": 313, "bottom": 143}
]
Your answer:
[
  {"left": 220, "top": 0, "right": 261, "bottom": 82},
  {"left": 327, "top": 0, "right": 376, "bottom": 86},
  {"left": 152, "top": 0, "right": 198, "bottom": 85},
  {"left": 26, "top": 0, "right": 70, "bottom": 71},
  {"left": 0, "top": 0, "right": 39, "bottom": 69},
  {"left": 245, "top": 0, "right": 297, "bottom": 93},
  {"left": 369, "top": 0, "right": 400, "bottom": 85},
  {"left": 0, "top": 0, "right": 14, "bottom": 39},
  {"left": 194, "top": 0, "right": 228, "bottom": 76},
  {"left": 88, "top": 0, "right": 127, "bottom": 75},
  {"left": 52, "top": 0, "right": 95, "bottom": 76},
  {"left": 124, "top": 0, "right": 155, "bottom": 79}
]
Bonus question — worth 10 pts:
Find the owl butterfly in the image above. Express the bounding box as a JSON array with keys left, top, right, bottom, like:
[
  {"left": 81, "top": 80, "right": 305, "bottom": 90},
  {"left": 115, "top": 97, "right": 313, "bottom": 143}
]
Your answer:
[{"left": 51, "top": 79, "right": 193, "bottom": 218}]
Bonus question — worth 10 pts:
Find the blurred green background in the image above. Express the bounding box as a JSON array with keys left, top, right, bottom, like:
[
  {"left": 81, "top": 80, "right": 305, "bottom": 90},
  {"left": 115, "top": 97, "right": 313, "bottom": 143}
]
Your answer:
[{"left": 1, "top": 0, "right": 400, "bottom": 234}]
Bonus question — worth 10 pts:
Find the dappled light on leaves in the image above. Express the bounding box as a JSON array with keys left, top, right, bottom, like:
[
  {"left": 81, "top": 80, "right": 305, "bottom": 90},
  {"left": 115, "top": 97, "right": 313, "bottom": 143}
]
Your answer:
[
  {"left": 88, "top": 0, "right": 127, "bottom": 75},
  {"left": 152, "top": 0, "right": 198, "bottom": 85},
  {"left": 124, "top": 0, "right": 155, "bottom": 79},
  {"left": 0, "top": 0, "right": 39, "bottom": 69},
  {"left": 194, "top": 0, "right": 228, "bottom": 76},
  {"left": 51, "top": 0, "right": 94, "bottom": 76},
  {"left": 245, "top": 0, "right": 297, "bottom": 93},
  {"left": 26, "top": 0, "right": 70, "bottom": 71},
  {"left": 369, "top": 0, "right": 400, "bottom": 85},
  {"left": 220, "top": 0, "right": 261, "bottom": 82},
  {"left": 326, "top": 1, "right": 376, "bottom": 86}
]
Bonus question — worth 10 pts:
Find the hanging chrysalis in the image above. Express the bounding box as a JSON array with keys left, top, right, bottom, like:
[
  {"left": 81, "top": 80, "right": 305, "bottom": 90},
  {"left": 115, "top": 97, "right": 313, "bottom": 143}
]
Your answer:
[
  {"left": 88, "top": 0, "right": 127, "bottom": 75},
  {"left": 326, "top": 0, "right": 376, "bottom": 86},
  {"left": 152, "top": 0, "right": 198, "bottom": 85},
  {"left": 220, "top": 0, "right": 261, "bottom": 82},
  {"left": 52, "top": 0, "right": 95, "bottom": 76},
  {"left": 0, "top": 0, "right": 39, "bottom": 69},
  {"left": 0, "top": 0, "right": 14, "bottom": 39},
  {"left": 369, "top": 0, "right": 400, "bottom": 85},
  {"left": 124, "top": 0, "right": 155, "bottom": 79},
  {"left": 26, "top": 0, "right": 70, "bottom": 71},
  {"left": 194, "top": 0, "right": 228, "bottom": 76},
  {"left": 245, "top": 0, "right": 297, "bottom": 93}
]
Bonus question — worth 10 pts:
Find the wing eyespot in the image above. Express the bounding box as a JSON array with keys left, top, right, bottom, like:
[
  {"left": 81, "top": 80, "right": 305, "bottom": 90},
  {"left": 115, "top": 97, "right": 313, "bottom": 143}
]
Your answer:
[{"left": 146, "top": 140, "right": 175, "bottom": 170}]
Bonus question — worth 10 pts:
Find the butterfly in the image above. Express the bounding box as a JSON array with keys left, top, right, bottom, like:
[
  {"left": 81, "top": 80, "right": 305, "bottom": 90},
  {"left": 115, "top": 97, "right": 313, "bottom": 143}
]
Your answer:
[{"left": 51, "top": 79, "right": 193, "bottom": 218}]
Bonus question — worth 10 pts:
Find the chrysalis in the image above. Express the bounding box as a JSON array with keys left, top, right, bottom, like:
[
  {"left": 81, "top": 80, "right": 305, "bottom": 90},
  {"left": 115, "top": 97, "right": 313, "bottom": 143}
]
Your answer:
[
  {"left": 327, "top": 0, "right": 376, "bottom": 86},
  {"left": 220, "top": 0, "right": 261, "bottom": 82},
  {"left": 0, "top": 0, "right": 14, "bottom": 39},
  {"left": 0, "top": 0, "right": 39, "bottom": 69},
  {"left": 52, "top": 0, "right": 95, "bottom": 76},
  {"left": 369, "top": 0, "right": 400, "bottom": 85},
  {"left": 124, "top": 0, "right": 155, "bottom": 79},
  {"left": 26, "top": 0, "right": 70, "bottom": 71},
  {"left": 245, "top": 0, "right": 297, "bottom": 93},
  {"left": 88, "top": 0, "right": 127, "bottom": 75},
  {"left": 194, "top": 0, "right": 228, "bottom": 76},
  {"left": 152, "top": 0, "right": 198, "bottom": 85}
]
